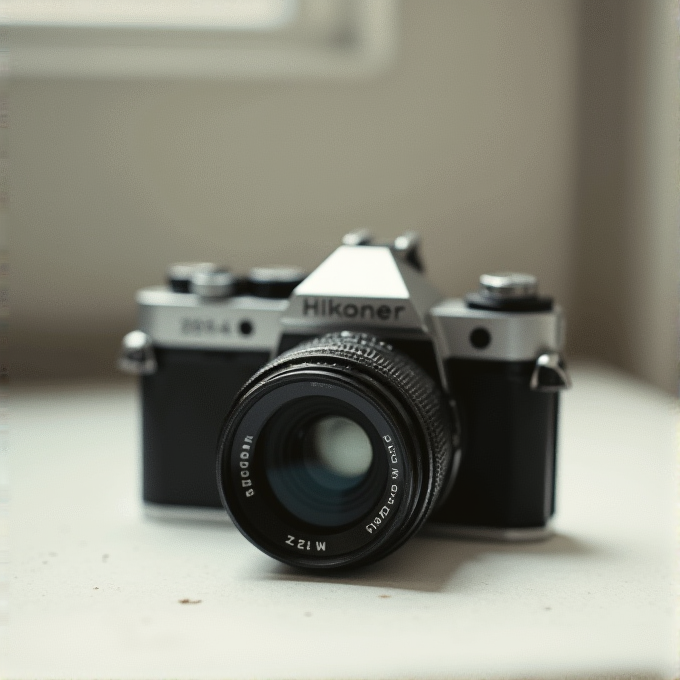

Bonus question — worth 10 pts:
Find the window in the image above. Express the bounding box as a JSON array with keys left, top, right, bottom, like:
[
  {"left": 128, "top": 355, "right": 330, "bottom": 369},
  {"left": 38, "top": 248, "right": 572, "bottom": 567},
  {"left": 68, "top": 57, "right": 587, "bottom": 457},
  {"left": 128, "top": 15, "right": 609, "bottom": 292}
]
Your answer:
[{"left": 7, "top": 0, "right": 396, "bottom": 78}]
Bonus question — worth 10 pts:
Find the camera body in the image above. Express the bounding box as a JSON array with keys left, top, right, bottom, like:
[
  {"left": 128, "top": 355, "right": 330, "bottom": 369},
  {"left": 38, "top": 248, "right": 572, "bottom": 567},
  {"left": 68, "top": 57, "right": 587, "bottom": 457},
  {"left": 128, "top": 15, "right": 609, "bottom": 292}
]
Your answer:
[{"left": 121, "top": 233, "right": 569, "bottom": 539}]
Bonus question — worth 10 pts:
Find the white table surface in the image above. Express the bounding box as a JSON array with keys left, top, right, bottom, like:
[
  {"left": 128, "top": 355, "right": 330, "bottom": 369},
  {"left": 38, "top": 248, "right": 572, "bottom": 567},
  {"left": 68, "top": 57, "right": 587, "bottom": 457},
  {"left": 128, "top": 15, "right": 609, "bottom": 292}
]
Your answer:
[{"left": 2, "top": 363, "right": 678, "bottom": 680}]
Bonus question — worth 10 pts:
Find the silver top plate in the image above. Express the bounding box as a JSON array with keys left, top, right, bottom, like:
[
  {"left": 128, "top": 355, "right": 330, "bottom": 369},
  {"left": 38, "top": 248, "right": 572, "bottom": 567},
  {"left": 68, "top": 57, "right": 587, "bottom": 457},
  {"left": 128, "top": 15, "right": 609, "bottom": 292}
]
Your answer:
[
  {"left": 137, "top": 287, "right": 287, "bottom": 351},
  {"left": 428, "top": 299, "right": 564, "bottom": 362}
]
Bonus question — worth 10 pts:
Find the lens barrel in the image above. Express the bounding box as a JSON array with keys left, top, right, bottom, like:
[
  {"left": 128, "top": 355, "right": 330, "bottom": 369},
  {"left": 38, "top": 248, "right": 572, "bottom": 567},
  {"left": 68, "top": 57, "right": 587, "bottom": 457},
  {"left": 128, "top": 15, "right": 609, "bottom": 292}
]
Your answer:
[{"left": 217, "top": 332, "right": 455, "bottom": 569}]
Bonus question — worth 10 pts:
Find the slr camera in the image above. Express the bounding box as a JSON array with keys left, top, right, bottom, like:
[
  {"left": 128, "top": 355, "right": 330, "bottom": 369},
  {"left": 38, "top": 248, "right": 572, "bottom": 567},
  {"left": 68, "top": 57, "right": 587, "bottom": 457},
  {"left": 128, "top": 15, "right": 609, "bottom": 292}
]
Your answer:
[{"left": 120, "top": 232, "right": 570, "bottom": 570}]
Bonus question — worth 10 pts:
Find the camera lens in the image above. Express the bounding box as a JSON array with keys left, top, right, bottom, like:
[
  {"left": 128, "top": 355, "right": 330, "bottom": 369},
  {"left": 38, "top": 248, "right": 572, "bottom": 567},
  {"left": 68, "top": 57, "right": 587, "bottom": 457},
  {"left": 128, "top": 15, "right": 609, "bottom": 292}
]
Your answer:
[{"left": 217, "top": 332, "right": 455, "bottom": 569}]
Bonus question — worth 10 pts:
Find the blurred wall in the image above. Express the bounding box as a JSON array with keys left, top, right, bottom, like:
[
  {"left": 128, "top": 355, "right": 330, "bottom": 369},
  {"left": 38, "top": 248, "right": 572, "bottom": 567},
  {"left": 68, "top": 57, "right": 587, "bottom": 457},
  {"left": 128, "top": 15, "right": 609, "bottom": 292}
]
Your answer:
[
  {"left": 571, "top": 0, "right": 679, "bottom": 394},
  {"left": 7, "top": 1, "right": 679, "bottom": 392}
]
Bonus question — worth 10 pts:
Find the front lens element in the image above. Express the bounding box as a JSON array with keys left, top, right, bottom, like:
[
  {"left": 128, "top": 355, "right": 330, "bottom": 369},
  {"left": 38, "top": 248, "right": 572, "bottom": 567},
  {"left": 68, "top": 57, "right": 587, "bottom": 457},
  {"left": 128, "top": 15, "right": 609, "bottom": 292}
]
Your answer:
[
  {"left": 308, "top": 416, "right": 373, "bottom": 479},
  {"left": 260, "top": 398, "right": 384, "bottom": 528}
]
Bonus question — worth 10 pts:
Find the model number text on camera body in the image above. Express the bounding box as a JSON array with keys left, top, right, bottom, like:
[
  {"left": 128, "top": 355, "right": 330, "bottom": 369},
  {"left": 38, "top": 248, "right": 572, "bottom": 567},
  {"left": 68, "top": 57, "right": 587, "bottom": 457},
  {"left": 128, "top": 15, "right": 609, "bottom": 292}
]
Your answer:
[{"left": 181, "top": 317, "right": 232, "bottom": 335}]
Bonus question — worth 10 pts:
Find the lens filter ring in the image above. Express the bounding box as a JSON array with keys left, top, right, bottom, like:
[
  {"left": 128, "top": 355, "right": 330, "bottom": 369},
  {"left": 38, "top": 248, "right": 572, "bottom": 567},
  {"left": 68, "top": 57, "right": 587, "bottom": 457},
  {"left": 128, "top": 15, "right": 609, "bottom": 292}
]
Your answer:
[{"left": 217, "top": 332, "right": 454, "bottom": 569}]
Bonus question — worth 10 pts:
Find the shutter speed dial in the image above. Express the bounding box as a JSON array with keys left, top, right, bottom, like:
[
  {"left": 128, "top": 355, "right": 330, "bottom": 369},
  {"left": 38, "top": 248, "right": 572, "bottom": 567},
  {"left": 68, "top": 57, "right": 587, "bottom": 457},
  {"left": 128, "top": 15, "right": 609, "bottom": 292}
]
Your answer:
[
  {"left": 247, "top": 266, "right": 306, "bottom": 299},
  {"left": 190, "top": 268, "right": 236, "bottom": 299},
  {"left": 166, "top": 262, "right": 217, "bottom": 294},
  {"left": 466, "top": 272, "right": 553, "bottom": 312},
  {"left": 479, "top": 272, "right": 538, "bottom": 300}
]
